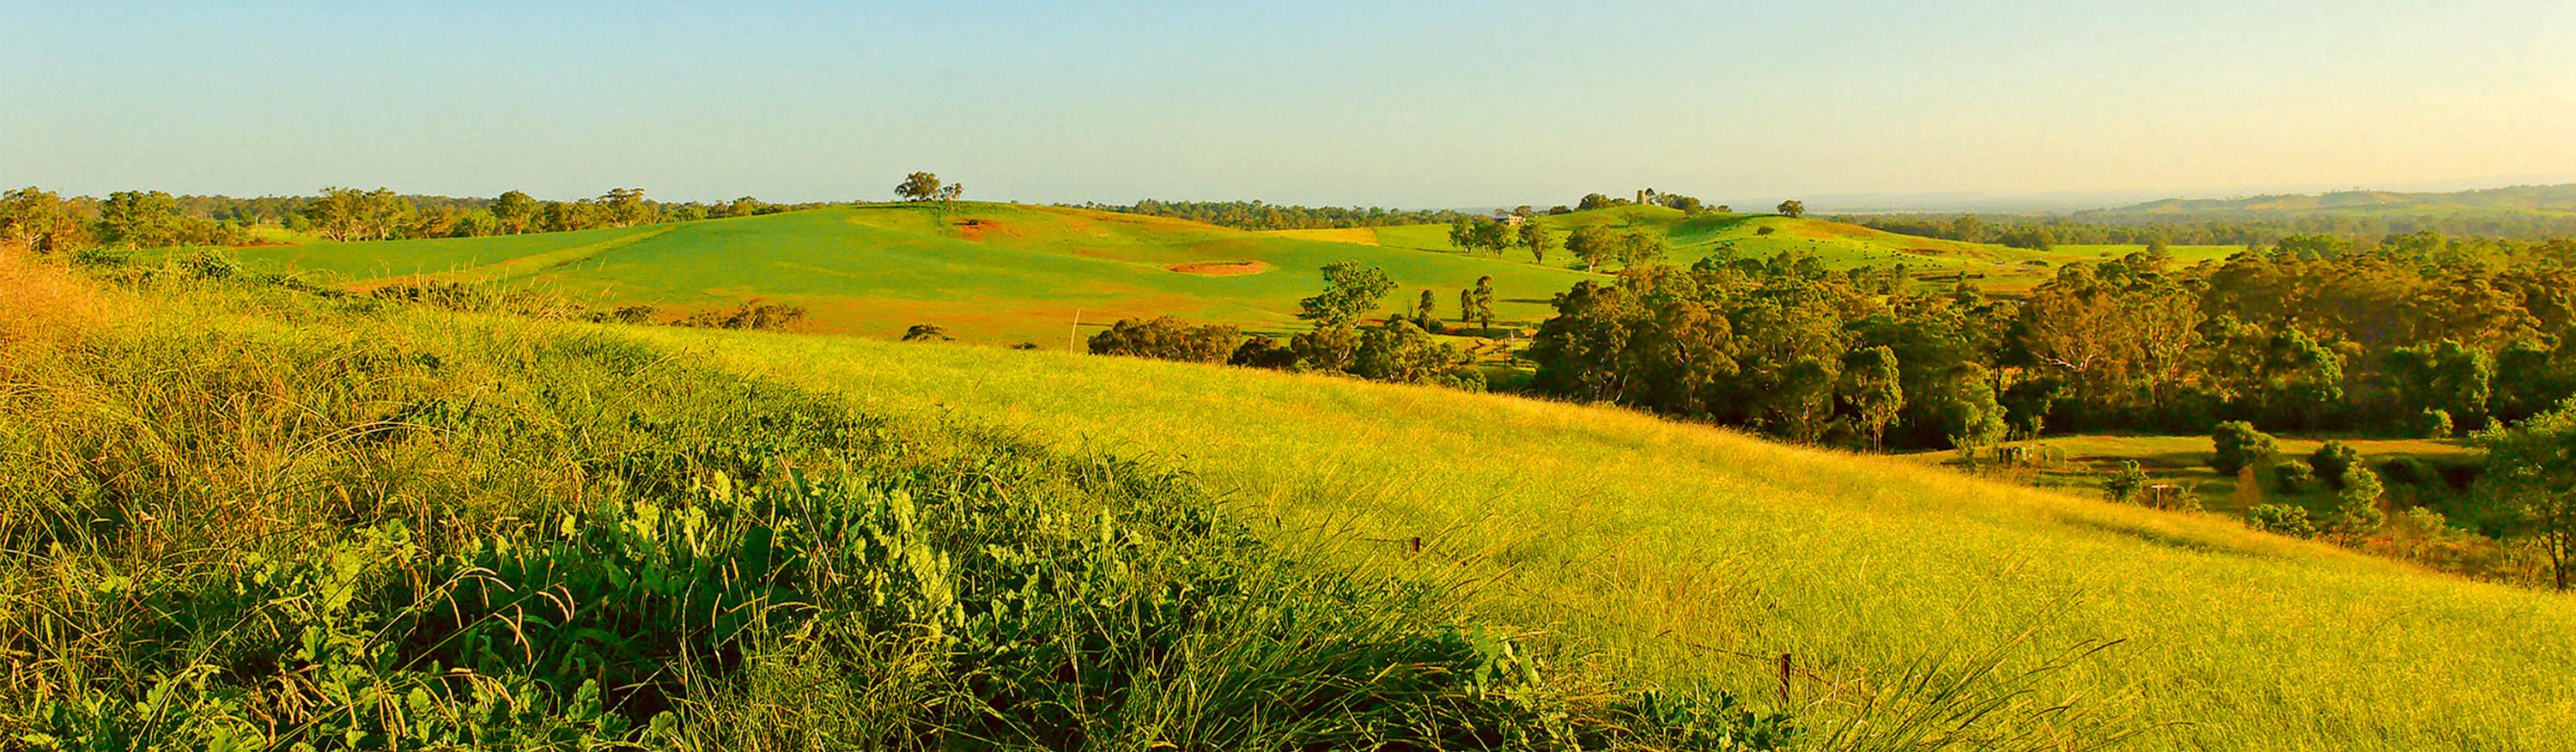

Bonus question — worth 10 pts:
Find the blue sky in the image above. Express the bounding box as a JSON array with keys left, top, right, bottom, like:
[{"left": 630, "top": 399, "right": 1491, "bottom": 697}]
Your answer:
[{"left": 5, "top": 1, "right": 2573, "bottom": 208}]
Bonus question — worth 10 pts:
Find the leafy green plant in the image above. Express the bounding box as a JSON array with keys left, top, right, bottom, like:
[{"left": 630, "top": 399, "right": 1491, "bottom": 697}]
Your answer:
[
  {"left": 2309, "top": 440, "right": 2363, "bottom": 489},
  {"left": 2273, "top": 461, "right": 2316, "bottom": 494},
  {"left": 2102, "top": 460, "right": 2149, "bottom": 502},
  {"left": 2247, "top": 504, "right": 2318, "bottom": 537}
]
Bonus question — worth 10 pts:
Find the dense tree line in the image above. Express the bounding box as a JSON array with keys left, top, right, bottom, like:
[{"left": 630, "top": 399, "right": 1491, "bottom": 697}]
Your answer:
[
  {"left": 1523, "top": 243, "right": 2576, "bottom": 451},
  {"left": 1849, "top": 214, "right": 2273, "bottom": 248},
  {"left": 0, "top": 185, "right": 825, "bottom": 252},
  {"left": 1081, "top": 199, "right": 1479, "bottom": 230}
]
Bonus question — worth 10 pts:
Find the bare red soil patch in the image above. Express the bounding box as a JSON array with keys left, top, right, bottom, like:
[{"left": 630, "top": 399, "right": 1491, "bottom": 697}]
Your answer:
[{"left": 1165, "top": 260, "right": 1270, "bottom": 276}]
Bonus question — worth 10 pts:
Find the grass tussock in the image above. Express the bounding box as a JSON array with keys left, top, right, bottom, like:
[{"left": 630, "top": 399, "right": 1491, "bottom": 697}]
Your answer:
[
  {"left": 2, "top": 272, "right": 1817, "bottom": 749},
  {"left": 0, "top": 251, "right": 122, "bottom": 350}
]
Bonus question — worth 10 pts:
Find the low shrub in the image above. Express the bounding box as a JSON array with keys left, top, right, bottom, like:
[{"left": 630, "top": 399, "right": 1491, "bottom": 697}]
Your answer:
[
  {"left": 2308, "top": 440, "right": 2362, "bottom": 488},
  {"left": 2273, "top": 461, "right": 2316, "bottom": 494},
  {"left": 2209, "top": 421, "right": 2277, "bottom": 476},
  {"left": 2102, "top": 460, "right": 2149, "bottom": 502},
  {"left": 2247, "top": 504, "right": 2318, "bottom": 537},
  {"left": 900, "top": 324, "right": 952, "bottom": 341}
]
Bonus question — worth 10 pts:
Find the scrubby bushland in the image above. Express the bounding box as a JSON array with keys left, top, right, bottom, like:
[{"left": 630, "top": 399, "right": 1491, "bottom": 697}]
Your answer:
[
  {"left": 1086, "top": 315, "right": 1240, "bottom": 362},
  {"left": 0, "top": 262, "right": 1794, "bottom": 749}
]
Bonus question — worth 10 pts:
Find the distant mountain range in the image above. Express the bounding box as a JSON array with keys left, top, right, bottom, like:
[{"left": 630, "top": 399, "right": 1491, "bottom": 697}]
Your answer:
[{"left": 2085, "top": 184, "right": 2576, "bottom": 218}]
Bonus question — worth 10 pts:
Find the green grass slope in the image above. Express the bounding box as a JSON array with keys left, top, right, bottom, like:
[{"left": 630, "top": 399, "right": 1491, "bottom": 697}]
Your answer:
[
  {"left": 1, "top": 264, "right": 1796, "bottom": 749},
  {"left": 215, "top": 203, "right": 1597, "bottom": 345},
  {"left": 623, "top": 324, "right": 2576, "bottom": 751}
]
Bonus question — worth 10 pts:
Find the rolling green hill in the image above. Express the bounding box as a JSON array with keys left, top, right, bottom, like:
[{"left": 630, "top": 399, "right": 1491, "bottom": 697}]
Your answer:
[
  {"left": 623, "top": 321, "right": 2576, "bottom": 751},
  {"left": 210, "top": 203, "right": 1600, "bottom": 345},
  {"left": 1367, "top": 205, "right": 2040, "bottom": 268},
  {"left": 200, "top": 203, "right": 2186, "bottom": 348}
]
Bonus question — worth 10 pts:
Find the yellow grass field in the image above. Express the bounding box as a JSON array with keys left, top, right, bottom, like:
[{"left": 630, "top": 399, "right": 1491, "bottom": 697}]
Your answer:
[{"left": 619, "top": 325, "right": 2576, "bottom": 751}]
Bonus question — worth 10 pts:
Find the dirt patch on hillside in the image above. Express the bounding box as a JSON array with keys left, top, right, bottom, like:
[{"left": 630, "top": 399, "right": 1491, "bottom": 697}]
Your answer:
[
  {"left": 956, "top": 218, "right": 999, "bottom": 241},
  {"left": 1166, "top": 260, "right": 1270, "bottom": 276}
]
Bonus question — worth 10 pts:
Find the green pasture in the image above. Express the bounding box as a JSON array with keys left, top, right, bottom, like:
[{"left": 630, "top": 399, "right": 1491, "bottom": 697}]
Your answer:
[
  {"left": 623, "top": 324, "right": 2576, "bottom": 751},
  {"left": 209, "top": 203, "right": 1595, "bottom": 345},
  {"left": 1901, "top": 434, "right": 2482, "bottom": 512}
]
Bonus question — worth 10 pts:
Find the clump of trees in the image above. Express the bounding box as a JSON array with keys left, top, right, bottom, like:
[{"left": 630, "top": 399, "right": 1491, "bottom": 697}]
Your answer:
[
  {"left": 1088, "top": 263, "right": 1485, "bottom": 389},
  {"left": 1518, "top": 241, "right": 2576, "bottom": 451},
  {"left": 4, "top": 188, "right": 248, "bottom": 250},
  {"left": 1459, "top": 276, "right": 1496, "bottom": 334},
  {"left": 1088, "top": 317, "right": 1241, "bottom": 362},
  {"left": 1526, "top": 254, "right": 2011, "bottom": 448},
  {"left": 1446, "top": 216, "right": 1516, "bottom": 256},
  {"left": 1217, "top": 264, "right": 1483, "bottom": 388},
  {"left": 896, "top": 172, "right": 963, "bottom": 203},
  {"left": 1571, "top": 189, "right": 1710, "bottom": 214},
  {"left": 1564, "top": 225, "right": 1662, "bottom": 272},
  {"left": 0, "top": 187, "right": 94, "bottom": 254}
]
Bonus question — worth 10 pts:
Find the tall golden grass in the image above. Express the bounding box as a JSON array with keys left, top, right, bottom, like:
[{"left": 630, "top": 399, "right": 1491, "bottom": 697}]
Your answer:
[{"left": 627, "top": 324, "right": 2576, "bottom": 751}]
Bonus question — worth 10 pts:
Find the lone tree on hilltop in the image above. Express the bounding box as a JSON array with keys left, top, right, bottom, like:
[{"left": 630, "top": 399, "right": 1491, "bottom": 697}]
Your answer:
[
  {"left": 896, "top": 172, "right": 945, "bottom": 202},
  {"left": 1776, "top": 199, "right": 1806, "bottom": 219}
]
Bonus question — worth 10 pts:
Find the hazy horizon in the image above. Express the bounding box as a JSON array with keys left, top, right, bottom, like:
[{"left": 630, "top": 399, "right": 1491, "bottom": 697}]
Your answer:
[{"left": 6, "top": 1, "right": 2573, "bottom": 208}]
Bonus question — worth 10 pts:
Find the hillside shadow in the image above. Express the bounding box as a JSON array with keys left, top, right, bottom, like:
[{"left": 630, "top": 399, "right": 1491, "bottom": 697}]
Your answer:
[{"left": 2057, "top": 515, "right": 2281, "bottom": 561}]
